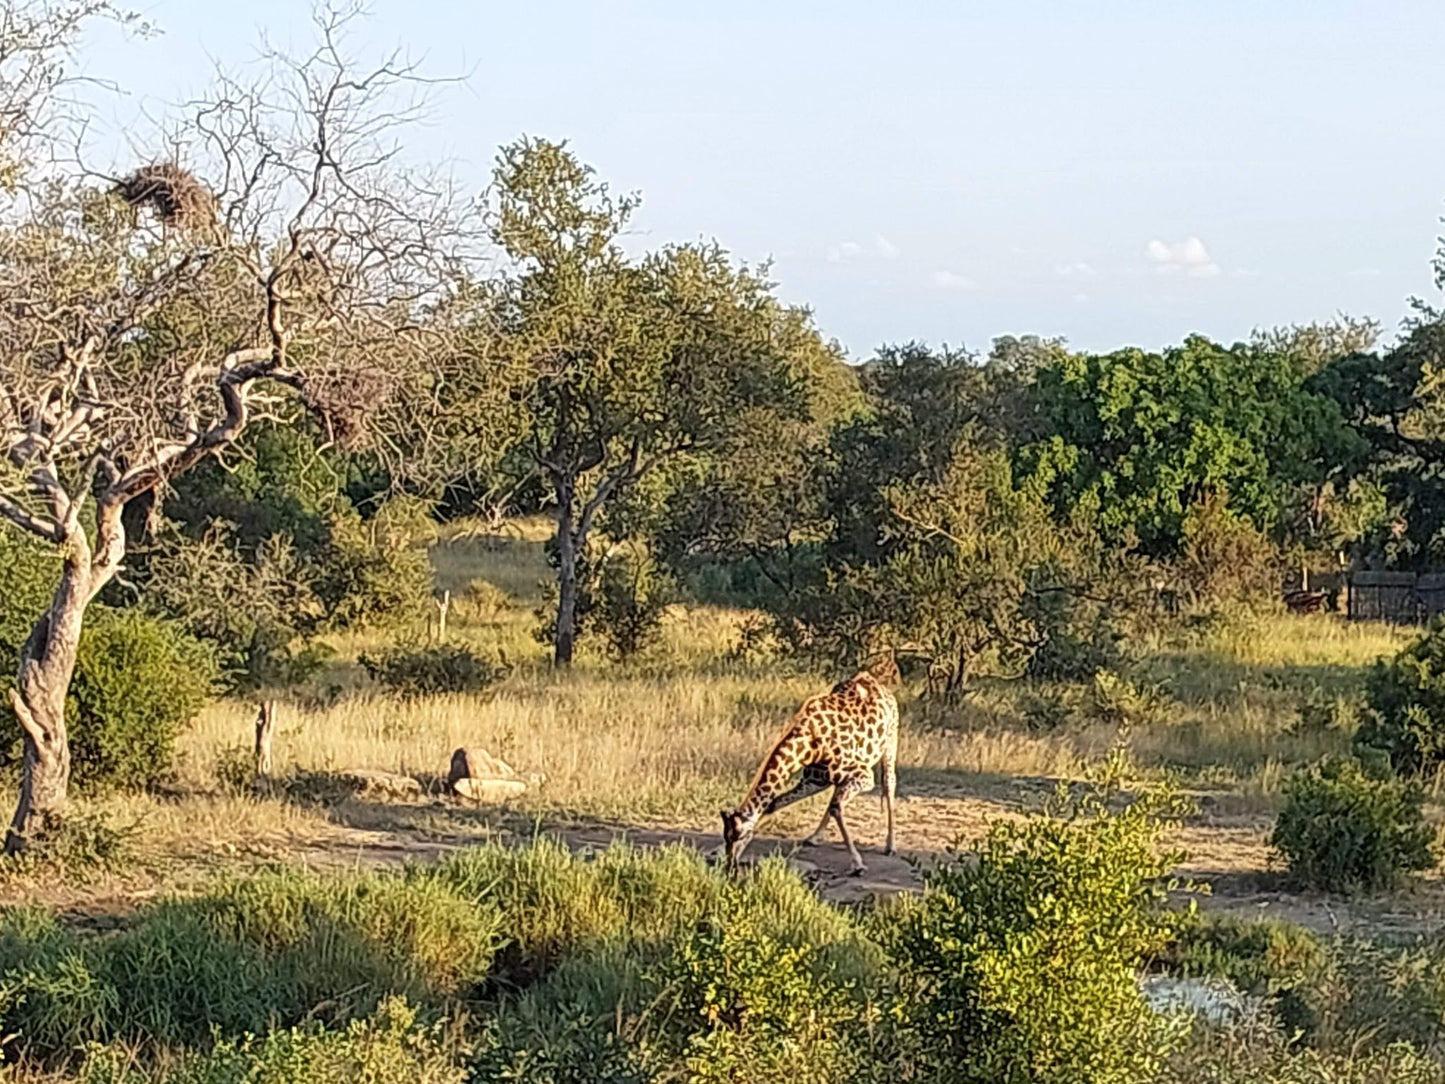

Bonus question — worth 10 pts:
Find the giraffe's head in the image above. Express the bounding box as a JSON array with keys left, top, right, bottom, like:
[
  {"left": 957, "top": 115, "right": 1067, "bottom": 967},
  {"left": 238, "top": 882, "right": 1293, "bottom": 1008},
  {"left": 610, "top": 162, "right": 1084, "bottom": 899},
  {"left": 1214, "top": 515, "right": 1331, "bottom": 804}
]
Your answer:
[
  {"left": 864, "top": 650, "right": 901, "bottom": 687},
  {"left": 720, "top": 808, "right": 758, "bottom": 870}
]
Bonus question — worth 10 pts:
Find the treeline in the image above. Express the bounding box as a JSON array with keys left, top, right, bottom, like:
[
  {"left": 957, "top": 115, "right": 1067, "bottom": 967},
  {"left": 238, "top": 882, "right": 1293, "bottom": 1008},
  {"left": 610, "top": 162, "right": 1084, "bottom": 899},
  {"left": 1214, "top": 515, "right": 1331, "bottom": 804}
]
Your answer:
[{"left": 4, "top": 0, "right": 1445, "bottom": 848}]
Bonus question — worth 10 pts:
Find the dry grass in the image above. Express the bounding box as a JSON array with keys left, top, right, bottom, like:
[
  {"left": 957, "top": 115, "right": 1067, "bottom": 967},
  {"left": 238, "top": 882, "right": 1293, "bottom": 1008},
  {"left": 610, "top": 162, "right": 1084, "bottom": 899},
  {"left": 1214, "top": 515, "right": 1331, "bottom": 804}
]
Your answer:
[
  {"left": 0, "top": 518, "right": 1421, "bottom": 902},
  {"left": 172, "top": 529, "right": 1420, "bottom": 834}
]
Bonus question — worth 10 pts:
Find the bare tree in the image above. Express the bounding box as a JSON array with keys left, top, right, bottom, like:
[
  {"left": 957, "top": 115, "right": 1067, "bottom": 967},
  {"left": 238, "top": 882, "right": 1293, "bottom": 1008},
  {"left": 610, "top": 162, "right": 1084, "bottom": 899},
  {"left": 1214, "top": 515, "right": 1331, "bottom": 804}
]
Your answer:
[{"left": 0, "top": 4, "right": 476, "bottom": 850}]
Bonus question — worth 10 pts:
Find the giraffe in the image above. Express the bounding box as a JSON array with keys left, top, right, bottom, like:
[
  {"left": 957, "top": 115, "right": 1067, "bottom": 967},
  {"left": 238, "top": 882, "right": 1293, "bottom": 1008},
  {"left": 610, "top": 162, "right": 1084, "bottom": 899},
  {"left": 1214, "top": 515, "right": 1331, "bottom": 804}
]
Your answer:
[{"left": 720, "top": 656, "right": 900, "bottom": 875}]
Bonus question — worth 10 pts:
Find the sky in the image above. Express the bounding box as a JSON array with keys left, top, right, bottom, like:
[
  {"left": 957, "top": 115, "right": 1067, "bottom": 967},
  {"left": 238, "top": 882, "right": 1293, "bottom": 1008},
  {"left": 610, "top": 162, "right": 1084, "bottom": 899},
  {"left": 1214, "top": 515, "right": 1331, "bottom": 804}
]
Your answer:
[{"left": 78, "top": 0, "right": 1445, "bottom": 361}]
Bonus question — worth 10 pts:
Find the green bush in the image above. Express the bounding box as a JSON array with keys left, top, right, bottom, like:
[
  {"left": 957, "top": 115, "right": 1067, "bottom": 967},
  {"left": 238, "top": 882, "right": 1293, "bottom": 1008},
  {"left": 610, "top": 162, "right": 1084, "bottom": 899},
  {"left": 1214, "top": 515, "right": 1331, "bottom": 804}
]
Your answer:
[
  {"left": 140, "top": 526, "right": 330, "bottom": 690},
  {"left": 877, "top": 771, "right": 1188, "bottom": 1084},
  {"left": 1355, "top": 618, "right": 1445, "bottom": 775},
  {"left": 79, "top": 997, "right": 466, "bottom": 1084},
  {"left": 316, "top": 499, "right": 434, "bottom": 631},
  {"left": 66, "top": 610, "right": 220, "bottom": 791},
  {"left": 651, "top": 901, "right": 875, "bottom": 1084},
  {"left": 360, "top": 642, "right": 506, "bottom": 698},
  {"left": 457, "top": 842, "right": 881, "bottom": 1083},
  {"left": 1161, "top": 1015, "right": 1445, "bottom": 1084},
  {"left": 0, "top": 867, "right": 500, "bottom": 1055},
  {"left": 593, "top": 545, "right": 675, "bottom": 662},
  {"left": 1271, "top": 757, "right": 1435, "bottom": 893}
]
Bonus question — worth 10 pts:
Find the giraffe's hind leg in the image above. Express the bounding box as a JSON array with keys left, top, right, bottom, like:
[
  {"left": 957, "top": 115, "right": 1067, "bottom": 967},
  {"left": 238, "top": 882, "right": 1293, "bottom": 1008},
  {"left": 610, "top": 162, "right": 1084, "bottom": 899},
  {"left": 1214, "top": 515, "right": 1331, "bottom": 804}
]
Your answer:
[{"left": 880, "top": 745, "right": 898, "bottom": 856}]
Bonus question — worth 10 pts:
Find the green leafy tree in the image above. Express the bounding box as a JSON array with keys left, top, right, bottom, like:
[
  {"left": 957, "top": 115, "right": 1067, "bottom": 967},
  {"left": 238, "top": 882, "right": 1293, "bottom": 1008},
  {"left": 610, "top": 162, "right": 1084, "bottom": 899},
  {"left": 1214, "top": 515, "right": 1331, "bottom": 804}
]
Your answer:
[
  {"left": 1020, "top": 335, "right": 1362, "bottom": 555},
  {"left": 471, "top": 139, "right": 819, "bottom": 665},
  {"left": 1356, "top": 618, "right": 1445, "bottom": 775}
]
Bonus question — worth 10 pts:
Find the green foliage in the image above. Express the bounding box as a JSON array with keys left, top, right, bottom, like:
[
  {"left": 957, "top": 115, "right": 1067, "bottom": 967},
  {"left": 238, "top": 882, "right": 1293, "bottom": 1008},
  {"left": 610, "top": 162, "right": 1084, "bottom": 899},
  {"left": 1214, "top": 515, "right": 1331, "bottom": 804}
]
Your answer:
[
  {"left": 65, "top": 610, "right": 220, "bottom": 791},
  {"left": 462, "top": 138, "right": 839, "bottom": 663},
  {"left": 1355, "top": 618, "right": 1445, "bottom": 775},
  {"left": 1165, "top": 914, "right": 1329, "bottom": 1038},
  {"left": 1271, "top": 757, "right": 1435, "bottom": 893},
  {"left": 1018, "top": 335, "right": 1362, "bottom": 555},
  {"left": 1086, "top": 669, "right": 1174, "bottom": 731},
  {"left": 877, "top": 771, "right": 1189, "bottom": 1083},
  {"left": 78, "top": 997, "right": 466, "bottom": 1084},
  {"left": 0, "top": 868, "right": 500, "bottom": 1053},
  {"left": 1179, "top": 491, "right": 1282, "bottom": 604},
  {"left": 593, "top": 543, "right": 675, "bottom": 661},
  {"left": 359, "top": 643, "right": 507, "bottom": 699},
  {"left": 1161, "top": 1020, "right": 1445, "bottom": 1084},
  {"left": 150, "top": 422, "right": 433, "bottom": 687},
  {"left": 1291, "top": 687, "right": 1362, "bottom": 736},
  {"left": 796, "top": 439, "right": 1141, "bottom": 694},
  {"left": 458, "top": 842, "right": 878, "bottom": 1083},
  {"left": 645, "top": 900, "right": 874, "bottom": 1084},
  {"left": 3, "top": 808, "right": 135, "bottom": 879},
  {"left": 140, "top": 525, "right": 330, "bottom": 689}
]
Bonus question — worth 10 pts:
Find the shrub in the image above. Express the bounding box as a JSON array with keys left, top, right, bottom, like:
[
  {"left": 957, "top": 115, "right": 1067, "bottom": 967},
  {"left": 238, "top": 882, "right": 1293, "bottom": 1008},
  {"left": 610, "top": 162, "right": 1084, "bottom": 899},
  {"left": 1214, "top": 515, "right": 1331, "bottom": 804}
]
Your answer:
[
  {"left": 1291, "top": 686, "right": 1362, "bottom": 736},
  {"left": 1179, "top": 492, "right": 1281, "bottom": 605},
  {"left": 1019, "top": 685, "right": 1079, "bottom": 734},
  {"left": 1024, "top": 589, "right": 1123, "bottom": 682},
  {"left": 456, "top": 842, "right": 881, "bottom": 1083},
  {"left": 877, "top": 769, "right": 1189, "bottom": 1084},
  {"left": 1271, "top": 757, "right": 1435, "bottom": 893},
  {"left": 140, "top": 526, "right": 329, "bottom": 690},
  {"left": 644, "top": 900, "right": 874, "bottom": 1083},
  {"left": 360, "top": 643, "right": 506, "bottom": 698},
  {"left": 433, "top": 840, "right": 867, "bottom": 985},
  {"left": 79, "top": 997, "right": 466, "bottom": 1084},
  {"left": 1086, "top": 669, "right": 1173, "bottom": 730},
  {"left": 0, "top": 868, "right": 500, "bottom": 1056},
  {"left": 65, "top": 611, "right": 221, "bottom": 791},
  {"left": 593, "top": 545, "right": 675, "bottom": 662},
  {"left": 1355, "top": 619, "right": 1445, "bottom": 775},
  {"left": 1164, "top": 914, "right": 1328, "bottom": 1040},
  {"left": 317, "top": 499, "right": 434, "bottom": 631},
  {"left": 1161, "top": 1014, "right": 1445, "bottom": 1084}
]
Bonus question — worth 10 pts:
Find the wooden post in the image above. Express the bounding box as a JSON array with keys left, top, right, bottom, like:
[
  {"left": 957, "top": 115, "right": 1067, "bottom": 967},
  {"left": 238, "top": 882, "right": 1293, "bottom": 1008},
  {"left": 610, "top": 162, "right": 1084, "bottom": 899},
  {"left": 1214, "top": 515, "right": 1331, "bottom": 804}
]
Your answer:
[
  {"left": 435, "top": 590, "right": 451, "bottom": 642},
  {"left": 254, "top": 701, "right": 276, "bottom": 779}
]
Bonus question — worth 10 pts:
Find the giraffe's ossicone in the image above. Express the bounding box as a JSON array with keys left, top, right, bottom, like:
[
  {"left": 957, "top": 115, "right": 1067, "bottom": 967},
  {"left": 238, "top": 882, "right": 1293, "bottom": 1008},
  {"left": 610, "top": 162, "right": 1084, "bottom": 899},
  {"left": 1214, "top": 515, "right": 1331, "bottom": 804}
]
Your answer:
[{"left": 721, "top": 658, "right": 900, "bottom": 874}]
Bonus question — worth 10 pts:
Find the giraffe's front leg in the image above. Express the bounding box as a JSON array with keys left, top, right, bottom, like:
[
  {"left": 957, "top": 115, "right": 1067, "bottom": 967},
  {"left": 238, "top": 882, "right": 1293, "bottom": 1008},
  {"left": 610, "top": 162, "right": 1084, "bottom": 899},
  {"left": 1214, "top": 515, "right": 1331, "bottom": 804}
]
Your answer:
[
  {"left": 830, "top": 775, "right": 871, "bottom": 875},
  {"left": 802, "top": 800, "right": 832, "bottom": 846}
]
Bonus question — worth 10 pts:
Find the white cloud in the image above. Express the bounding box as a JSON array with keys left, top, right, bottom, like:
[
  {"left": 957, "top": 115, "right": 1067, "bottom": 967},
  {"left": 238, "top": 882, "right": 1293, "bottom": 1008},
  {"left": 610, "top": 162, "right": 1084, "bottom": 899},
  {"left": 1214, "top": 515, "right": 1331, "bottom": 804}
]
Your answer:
[
  {"left": 931, "top": 270, "right": 978, "bottom": 290},
  {"left": 1055, "top": 261, "right": 1098, "bottom": 280},
  {"left": 826, "top": 240, "right": 862, "bottom": 263},
  {"left": 1349, "top": 266, "right": 1383, "bottom": 278},
  {"left": 875, "top": 234, "right": 900, "bottom": 260},
  {"left": 1145, "top": 236, "right": 1220, "bottom": 277}
]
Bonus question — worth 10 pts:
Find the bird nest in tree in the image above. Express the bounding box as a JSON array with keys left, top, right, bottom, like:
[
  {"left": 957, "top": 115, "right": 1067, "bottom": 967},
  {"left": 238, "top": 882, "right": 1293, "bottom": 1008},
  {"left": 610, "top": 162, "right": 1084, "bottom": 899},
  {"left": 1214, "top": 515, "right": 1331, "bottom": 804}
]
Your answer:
[
  {"left": 302, "top": 365, "right": 394, "bottom": 451},
  {"left": 113, "top": 163, "right": 219, "bottom": 232}
]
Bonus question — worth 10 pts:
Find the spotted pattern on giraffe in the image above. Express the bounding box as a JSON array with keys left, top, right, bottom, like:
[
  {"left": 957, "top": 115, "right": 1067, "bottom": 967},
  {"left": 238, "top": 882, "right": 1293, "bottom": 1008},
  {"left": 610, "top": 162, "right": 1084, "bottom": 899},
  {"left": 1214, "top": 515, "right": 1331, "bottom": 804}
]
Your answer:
[{"left": 721, "top": 661, "right": 899, "bottom": 874}]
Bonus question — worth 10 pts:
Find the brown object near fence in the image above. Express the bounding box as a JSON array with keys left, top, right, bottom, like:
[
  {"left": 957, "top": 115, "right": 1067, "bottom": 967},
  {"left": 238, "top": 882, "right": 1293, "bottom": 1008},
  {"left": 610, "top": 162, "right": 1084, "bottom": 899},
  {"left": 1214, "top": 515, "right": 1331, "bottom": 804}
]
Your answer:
[{"left": 1346, "top": 571, "right": 1445, "bottom": 624}]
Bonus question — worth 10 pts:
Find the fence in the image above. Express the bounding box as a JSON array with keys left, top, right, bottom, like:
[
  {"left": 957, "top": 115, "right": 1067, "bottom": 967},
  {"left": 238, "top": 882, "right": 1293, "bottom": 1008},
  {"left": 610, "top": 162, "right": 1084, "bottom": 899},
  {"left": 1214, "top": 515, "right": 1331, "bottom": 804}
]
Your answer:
[{"left": 1346, "top": 571, "right": 1445, "bottom": 625}]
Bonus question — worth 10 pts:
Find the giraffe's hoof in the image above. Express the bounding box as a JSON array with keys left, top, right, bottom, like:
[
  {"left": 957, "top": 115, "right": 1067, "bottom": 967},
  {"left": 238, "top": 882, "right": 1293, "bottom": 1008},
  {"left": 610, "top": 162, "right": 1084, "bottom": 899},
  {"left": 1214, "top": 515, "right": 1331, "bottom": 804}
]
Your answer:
[
  {"left": 849, "top": 864, "right": 867, "bottom": 877},
  {"left": 800, "top": 836, "right": 821, "bottom": 848},
  {"left": 882, "top": 845, "right": 896, "bottom": 857}
]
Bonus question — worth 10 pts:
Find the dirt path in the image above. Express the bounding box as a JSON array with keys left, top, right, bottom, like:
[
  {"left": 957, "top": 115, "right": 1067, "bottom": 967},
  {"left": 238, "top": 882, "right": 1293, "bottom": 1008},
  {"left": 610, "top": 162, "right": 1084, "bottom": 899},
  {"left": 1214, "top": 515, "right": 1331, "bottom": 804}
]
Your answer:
[
  {"left": 278, "top": 784, "right": 1445, "bottom": 937},
  {"left": 15, "top": 776, "right": 1445, "bottom": 939}
]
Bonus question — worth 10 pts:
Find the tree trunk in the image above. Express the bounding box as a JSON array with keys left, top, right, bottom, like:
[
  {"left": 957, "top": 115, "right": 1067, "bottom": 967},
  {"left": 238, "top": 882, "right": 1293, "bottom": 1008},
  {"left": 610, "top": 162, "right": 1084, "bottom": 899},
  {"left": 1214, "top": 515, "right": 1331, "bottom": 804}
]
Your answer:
[
  {"left": 553, "top": 474, "right": 579, "bottom": 668},
  {"left": 5, "top": 502, "right": 125, "bottom": 854}
]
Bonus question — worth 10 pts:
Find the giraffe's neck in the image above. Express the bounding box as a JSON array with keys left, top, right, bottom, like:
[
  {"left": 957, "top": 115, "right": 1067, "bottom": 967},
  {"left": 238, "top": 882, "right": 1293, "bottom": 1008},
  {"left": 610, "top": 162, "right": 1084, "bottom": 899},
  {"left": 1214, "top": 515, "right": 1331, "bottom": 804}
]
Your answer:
[{"left": 736, "top": 731, "right": 809, "bottom": 821}]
